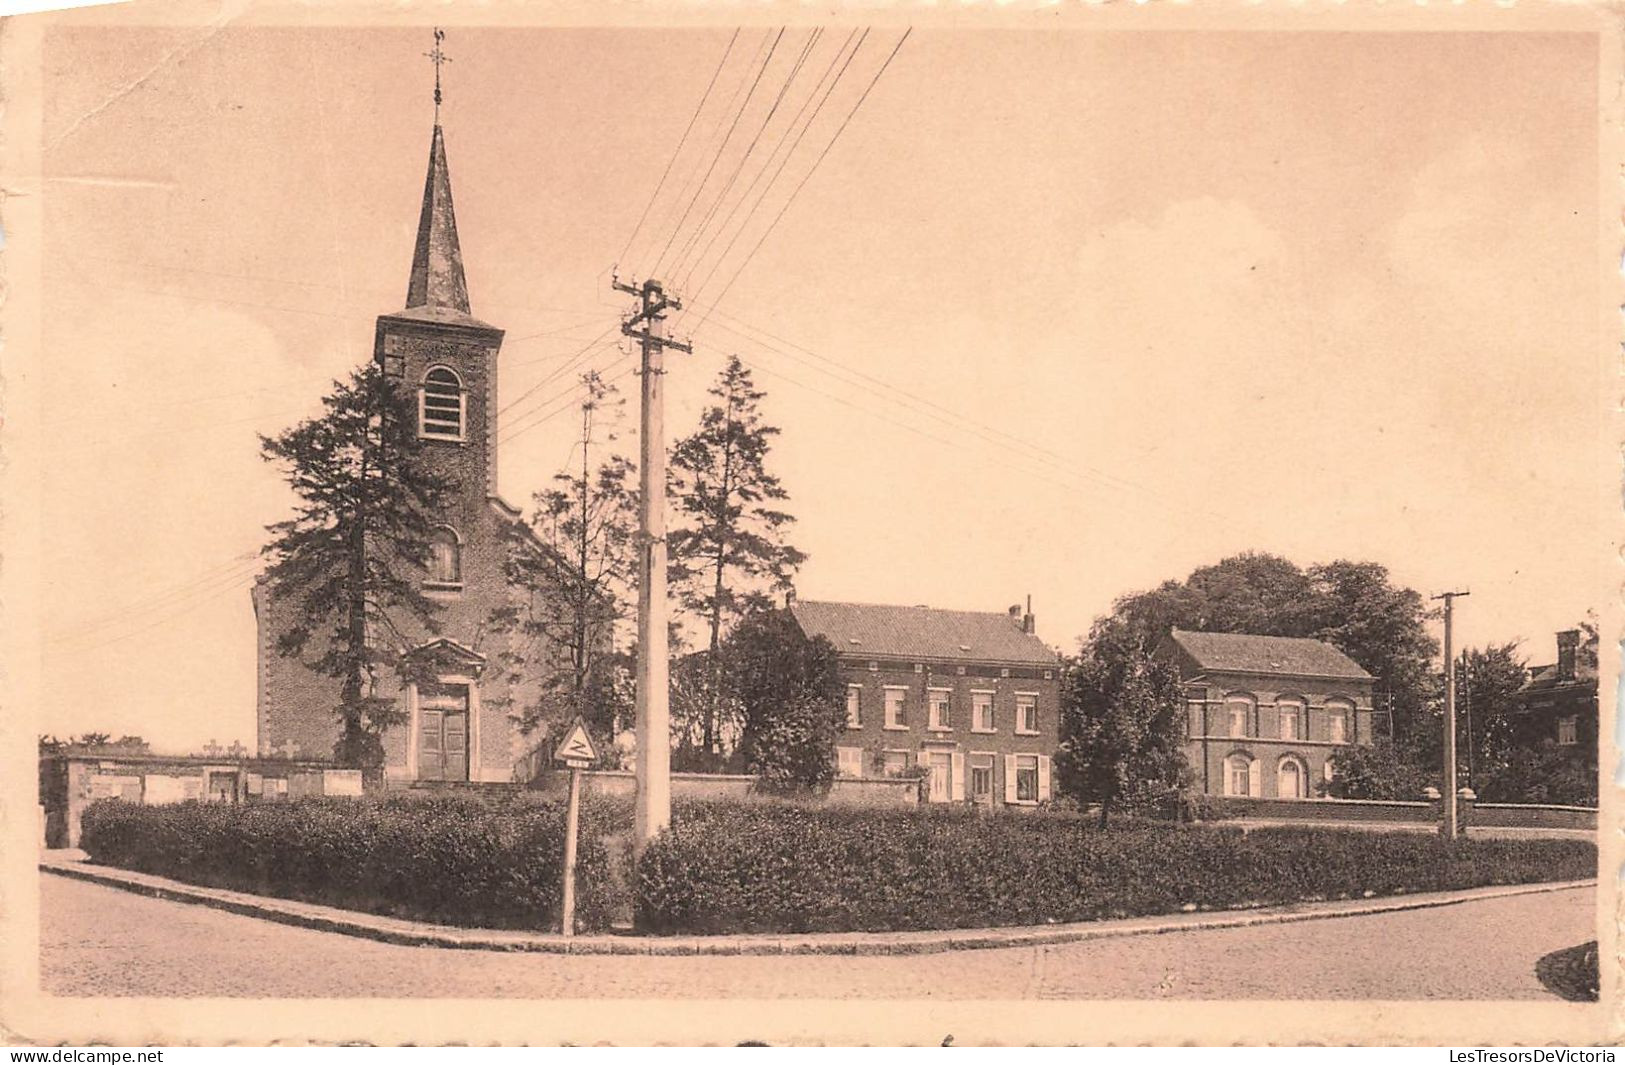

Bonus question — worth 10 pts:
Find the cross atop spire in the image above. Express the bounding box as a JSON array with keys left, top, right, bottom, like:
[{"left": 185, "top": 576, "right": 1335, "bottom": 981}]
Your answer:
[{"left": 424, "top": 27, "right": 451, "bottom": 118}]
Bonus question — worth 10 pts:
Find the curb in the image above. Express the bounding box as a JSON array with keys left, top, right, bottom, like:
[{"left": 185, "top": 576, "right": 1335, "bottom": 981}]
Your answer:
[{"left": 40, "top": 857, "right": 1595, "bottom": 957}]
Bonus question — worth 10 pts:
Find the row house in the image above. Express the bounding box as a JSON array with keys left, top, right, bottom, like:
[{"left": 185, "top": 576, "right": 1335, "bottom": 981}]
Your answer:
[
  {"left": 788, "top": 598, "right": 1061, "bottom": 806},
  {"left": 1156, "top": 629, "right": 1376, "bottom": 799}
]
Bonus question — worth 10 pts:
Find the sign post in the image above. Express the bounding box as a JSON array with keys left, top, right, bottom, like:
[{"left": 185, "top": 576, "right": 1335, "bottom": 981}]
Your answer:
[{"left": 553, "top": 718, "right": 598, "bottom": 937}]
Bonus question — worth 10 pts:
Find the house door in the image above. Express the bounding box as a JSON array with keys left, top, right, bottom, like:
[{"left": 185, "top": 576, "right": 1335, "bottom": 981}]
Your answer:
[
  {"left": 418, "top": 684, "right": 470, "bottom": 782},
  {"left": 926, "top": 751, "right": 952, "bottom": 803}
]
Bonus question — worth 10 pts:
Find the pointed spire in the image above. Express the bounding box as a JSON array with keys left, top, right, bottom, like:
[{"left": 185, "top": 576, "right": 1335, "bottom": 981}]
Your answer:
[{"left": 404, "top": 122, "right": 472, "bottom": 315}]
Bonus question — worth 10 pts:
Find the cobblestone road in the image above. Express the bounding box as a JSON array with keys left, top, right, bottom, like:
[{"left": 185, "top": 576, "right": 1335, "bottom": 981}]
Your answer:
[{"left": 40, "top": 876, "right": 1593, "bottom": 1000}]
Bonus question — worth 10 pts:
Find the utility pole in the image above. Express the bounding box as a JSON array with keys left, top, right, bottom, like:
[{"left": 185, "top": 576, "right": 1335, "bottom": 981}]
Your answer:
[
  {"left": 1433, "top": 589, "right": 1470, "bottom": 839},
  {"left": 614, "top": 275, "right": 691, "bottom": 856}
]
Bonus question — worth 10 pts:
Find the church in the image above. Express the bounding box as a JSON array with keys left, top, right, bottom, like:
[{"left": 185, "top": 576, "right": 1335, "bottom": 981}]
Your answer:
[{"left": 253, "top": 100, "right": 560, "bottom": 784}]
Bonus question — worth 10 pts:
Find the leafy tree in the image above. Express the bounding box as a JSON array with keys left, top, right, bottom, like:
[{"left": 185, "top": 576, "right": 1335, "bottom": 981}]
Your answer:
[
  {"left": 1454, "top": 642, "right": 1529, "bottom": 786},
  {"left": 1300, "top": 560, "right": 1438, "bottom": 756},
  {"left": 1477, "top": 741, "right": 1597, "bottom": 806},
  {"left": 259, "top": 361, "right": 453, "bottom": 767},
  {"left": 669, "top": 649, "right": 743, "bottom": 772},
  {"left": 668, "top": 356, "right": 807, "bottom": 756},
  {"left": 1107, "top": 553, "right": 1438, "bottom": 756},
  {"left": 1320, "top": 739, "right": 1431, "bottom": 800},
  {"left": 1577, "top": 612, "right": 1600, "bottom": 673},
  {"left": 489, "top": 373, "right": 637, "bottom": 744},
  {"left": 39, "top": 734, "right": 153, "bottom": 756},
  {"left": 1055, "top": 617, "right": 1188, "bottom": 826},
  {"left": 722, "top": 610, "right": 845, "bottom": 795}
]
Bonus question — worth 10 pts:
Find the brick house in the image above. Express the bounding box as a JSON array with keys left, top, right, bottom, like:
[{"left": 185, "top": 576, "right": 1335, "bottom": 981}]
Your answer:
[
  {"left": 787, "top": 599, "right": 1061, "bottom": 806},
  {"left": 1157, "top": 629, "right": 1376, "bottom": 798},
  {"left": 1511, "top": 629, "right": 1598, "bottom": 765},
  {"left": 255, "top": 116, "right": 562, "bottom": 782}
]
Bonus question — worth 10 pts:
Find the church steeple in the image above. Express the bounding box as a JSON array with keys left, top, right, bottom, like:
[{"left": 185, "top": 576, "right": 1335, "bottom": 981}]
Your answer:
[{"left": 405, "top": 123, "right": 471, "bottom": 315}]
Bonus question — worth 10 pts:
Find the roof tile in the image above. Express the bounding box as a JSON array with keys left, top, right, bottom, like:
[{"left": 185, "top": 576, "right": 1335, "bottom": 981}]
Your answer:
[
  {"left": 1168, "top": 628, "right": 1373, "bottom": 680},
  {"left": 789, "top": 600, "right": 1058, "bottom": 665}
]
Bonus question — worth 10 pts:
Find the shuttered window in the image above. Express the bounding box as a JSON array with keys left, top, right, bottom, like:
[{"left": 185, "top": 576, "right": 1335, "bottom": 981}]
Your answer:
[
  {"left": 1014, "top": 755, "right": 1040, "bottom": 802},
  {"left": 420, "top": 367, "right": 465, "bottom": 440}
]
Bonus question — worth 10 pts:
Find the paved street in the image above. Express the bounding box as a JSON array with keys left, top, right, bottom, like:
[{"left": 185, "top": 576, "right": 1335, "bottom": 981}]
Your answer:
[{"left": 41, "top": 876, "right": 1594, "bottom": 999}]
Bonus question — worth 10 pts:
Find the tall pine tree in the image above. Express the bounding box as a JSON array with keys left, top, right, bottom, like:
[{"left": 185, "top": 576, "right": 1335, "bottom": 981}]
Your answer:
[
  {"left": 259, "top": 361, "right": 453, "bottom": 767},
  {"left": 668, "top": 356, "right": 806, "bottom": 756}
]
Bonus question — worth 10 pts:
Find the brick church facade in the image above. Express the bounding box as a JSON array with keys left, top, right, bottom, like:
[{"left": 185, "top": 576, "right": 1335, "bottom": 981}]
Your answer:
[{"left": 254, "top": 116, "right": 556, "bottom": 783}]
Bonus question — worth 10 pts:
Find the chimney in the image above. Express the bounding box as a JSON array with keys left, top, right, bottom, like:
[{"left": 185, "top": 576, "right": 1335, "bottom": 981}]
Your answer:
[
  {"left": 1023, "top": 595, "right": 1035, "bottom": 635},
  {"left": 1008, "top": 604, "right": 1022, "bottom": 626},
  {"left": 1556, "top": 629, "right": 1579, "bottom": 681},
  {"left": 785, "top": 587, "right": 797, "bottom": 608}
]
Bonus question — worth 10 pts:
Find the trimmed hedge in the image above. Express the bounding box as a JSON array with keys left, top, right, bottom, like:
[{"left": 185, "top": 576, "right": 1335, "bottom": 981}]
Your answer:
[
  {"left": 79, "top": 794, "right": 618, "bottom": 932},
  {"left": 636, "top": 801, "right": 1597, "bottom": 934},
  {"left": 79, "top": 795, "right": 1597, "bottom": 938}
]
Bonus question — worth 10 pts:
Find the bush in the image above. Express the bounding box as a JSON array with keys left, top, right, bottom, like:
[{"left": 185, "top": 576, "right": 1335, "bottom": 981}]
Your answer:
[
  {"left": 636, "top": 800, "right": 1596, "bottom": 935},
  {"left": 79, "top": 794, "right": 619, "bottom": 932}
]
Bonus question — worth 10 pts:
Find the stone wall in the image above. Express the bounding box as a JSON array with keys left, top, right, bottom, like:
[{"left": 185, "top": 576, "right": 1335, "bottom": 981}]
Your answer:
[
  {"left": 40, "top": 754, "right": 377, "bottom": 849},
  {"left": 518, "top": 770, "right": 920, "bottom": 808}
]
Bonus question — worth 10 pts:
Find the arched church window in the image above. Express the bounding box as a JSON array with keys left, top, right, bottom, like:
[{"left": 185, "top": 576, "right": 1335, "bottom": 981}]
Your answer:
[
  {"left": 420, "top": 366, "right": 465, "bottom": 440},
  {"left": 428, "top": 526, "right": 461, "bottom": 584}
]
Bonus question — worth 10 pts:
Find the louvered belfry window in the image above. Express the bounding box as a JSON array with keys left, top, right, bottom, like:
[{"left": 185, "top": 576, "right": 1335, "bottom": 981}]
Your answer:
[{"left": 420, "top": 367, "right": 465, "bottom": 440}]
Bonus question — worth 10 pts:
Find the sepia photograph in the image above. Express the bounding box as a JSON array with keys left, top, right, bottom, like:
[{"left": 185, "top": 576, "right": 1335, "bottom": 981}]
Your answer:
[{"left": 0, "top": 0, "right": 1616, "bottom": 1047}]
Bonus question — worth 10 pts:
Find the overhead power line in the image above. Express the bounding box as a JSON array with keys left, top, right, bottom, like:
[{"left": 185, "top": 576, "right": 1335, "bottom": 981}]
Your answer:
[
  {"left": 614, "top": 28, "right": 742, "bottom": 272},
  {"left": 676, "top": 28, "right": 860, "bottom": 296},
  {"left": 650, "top": 28, "right": 785, "bottom": 279},
  {"left": 685, "top": 28, "right": 912, "bottom": 325},
  {"left": 690, "top": 303, "right": 1148, "bottom": 497},
  {"left": 666, "top": 28, "right": 823, "bottom": 285}
]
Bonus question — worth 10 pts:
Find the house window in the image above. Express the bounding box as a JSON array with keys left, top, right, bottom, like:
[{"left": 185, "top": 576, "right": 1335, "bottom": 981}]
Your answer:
[
  {"left": 1327, "top": 700, "right": 1352, "bottom": 744},
  {"left": 419, "top": 366, "right": 465, "bottom": 440},
  {"left": 1278, "top": 701, "right": 1301, "bottom": 741},
  {"left": 1014, "top": 754, "right": 1039, "bottom": 802},
  {"left": 1225, "top": 754, "right": 1255, "bottom": 797},
  {"left": 1558, "top": 715, "right": 1579, "bottom": 746},
  {"left": 1015, "top": 693, "right": 1038, "bottom": 735},
  {"left": 427, "top": 526, "right": 461, "bottom": 584},
  {"left": 969, "top": 753, "right": 994, "bottom": 800},
  {"left": 836, "top": 746, "right": 864, "bottom": 778},
  {"left": 1277, "top": 756, "right": 1305, "bottom": 799},
  {"left": 928, "top": 689, "right": 952, "bottom": 731},
  {"left": 883, "top": 688, "right": 908, "bottom": 730},
  {"left": 845, "top": 686, "right": 862, "bottom": 728},
  {"left": 972, "top": 691, "right": 995, "bottom": 732},
  {"left": 881, "top": 750, "right": 909, "bottom": 777},
  {"left": 1226, "top": 698, "right": 1252, "bottom": 738}
]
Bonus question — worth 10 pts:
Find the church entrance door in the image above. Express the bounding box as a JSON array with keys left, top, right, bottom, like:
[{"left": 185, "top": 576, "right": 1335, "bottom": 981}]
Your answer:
[{"left": 418, "top": 683, "right": 470, "bottom": 782}]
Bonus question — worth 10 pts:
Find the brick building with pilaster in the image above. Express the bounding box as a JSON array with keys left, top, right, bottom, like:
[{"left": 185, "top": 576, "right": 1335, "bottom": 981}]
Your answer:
[{"left": 787, "top": 599, "right": 1061, "bottom": 807}]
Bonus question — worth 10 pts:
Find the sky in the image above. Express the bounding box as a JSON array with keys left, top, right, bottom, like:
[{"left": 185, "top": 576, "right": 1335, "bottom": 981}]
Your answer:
[{"left": 34, "top": 25, "right": 1604, "bottom": 752}]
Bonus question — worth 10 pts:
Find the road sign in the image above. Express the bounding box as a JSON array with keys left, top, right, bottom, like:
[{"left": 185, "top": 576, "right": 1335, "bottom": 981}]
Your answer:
[
  {"left": 553, "top": 718, "right": 598, "bottom": 768},
  {"left": 551, "top": 718, "right": 598, "bottom": 937}
]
